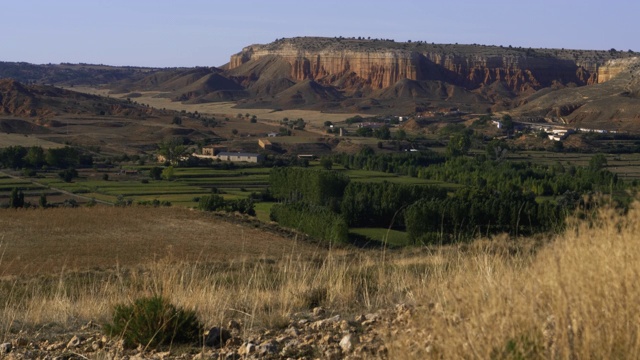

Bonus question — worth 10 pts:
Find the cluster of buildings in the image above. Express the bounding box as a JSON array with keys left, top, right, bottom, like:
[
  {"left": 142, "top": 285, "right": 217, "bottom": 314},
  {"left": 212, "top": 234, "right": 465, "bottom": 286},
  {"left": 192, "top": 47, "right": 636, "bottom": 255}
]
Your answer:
[
  {"left": 491, "top": 118, "right": 620, "bottom": 142},
  {"left": 195, "top": 145, "right": 263, "bottom": 163}
]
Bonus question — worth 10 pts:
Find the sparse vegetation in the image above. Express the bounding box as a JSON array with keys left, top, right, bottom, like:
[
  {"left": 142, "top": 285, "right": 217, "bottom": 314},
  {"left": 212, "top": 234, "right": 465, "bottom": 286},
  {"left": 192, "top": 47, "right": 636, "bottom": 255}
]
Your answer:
[{"left": 104, "top": 296, "right": 202, "bottom": 349}]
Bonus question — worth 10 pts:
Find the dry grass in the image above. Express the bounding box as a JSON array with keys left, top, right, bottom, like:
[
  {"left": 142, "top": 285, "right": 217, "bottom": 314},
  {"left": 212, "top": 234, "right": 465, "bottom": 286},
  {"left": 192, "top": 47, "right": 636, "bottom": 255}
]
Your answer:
[
  {"left": 2, "top": 204, "right": 640, "bottom": 358},
  {"left": 71, "top": 87, "right": 365, "bottom": 127},
  {"left": 0, "top": 133, "right": 64, "bottom": 149},
  {"left": 388, "top": 206, "right": 640, "bottom": 359},
  {"left": 0, "top": 207, "right": 322, "bottom": 275}
]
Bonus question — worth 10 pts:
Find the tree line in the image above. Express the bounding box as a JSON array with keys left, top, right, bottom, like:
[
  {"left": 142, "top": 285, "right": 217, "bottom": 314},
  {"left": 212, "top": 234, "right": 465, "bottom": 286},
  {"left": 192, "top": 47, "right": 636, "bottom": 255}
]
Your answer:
[
  {"left": 0, "top": 145, "right": 92, "bottom": 170},
  {"left": 267, "top": 152, "right": 621, "bottom": 245}
]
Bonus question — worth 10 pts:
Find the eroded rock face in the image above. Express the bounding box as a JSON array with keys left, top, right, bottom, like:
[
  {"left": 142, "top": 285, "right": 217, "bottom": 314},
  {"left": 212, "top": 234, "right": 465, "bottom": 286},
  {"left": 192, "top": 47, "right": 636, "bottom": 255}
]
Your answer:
[{"left": 228, "top": 37, "right": 620, "bottom": 93}]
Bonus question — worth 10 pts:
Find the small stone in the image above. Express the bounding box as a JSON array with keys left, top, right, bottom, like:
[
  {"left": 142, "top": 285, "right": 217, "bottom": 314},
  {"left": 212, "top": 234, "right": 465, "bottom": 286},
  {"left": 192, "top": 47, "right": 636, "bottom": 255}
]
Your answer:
[
  {"left": 66, "top": 335, "right": 82, "bottom": 349},
  {"left": 326, "top": 315, "right": 341, "bottom": 323},
  {"left": 285, "top": 326, "right": 300, "bottom": 337},
  {"left": 324, "top": 348, "right": 342, "bottom": 360},
  {"left": 238, "top": 342, "right": 256, "bottom": 356},
  {"left": 365, "top": 313, "right": 379, "bottom": 321},
  {"left": 205, "top": 327, "right": 232, "bottom": 348},
  {"left": 258, "top": 339, "right": 278, "bottom": 355},
  {"left": 339, "top": 334, "right": 358, "bottom": 353},
  {"left": 224, "top": 352, "right": 239, "bottom": 360},
  {"left": 322, "top": 334, "right": 335, "bottom": 344},
  {"left": 0, "top": 343, "right": 12, "bottom": 354},
  {"left": 275, "top": 335, "right": 290, "bottom": 343},
  {"left": 46, "top": 341, "right": 65, "bottom": 351}
]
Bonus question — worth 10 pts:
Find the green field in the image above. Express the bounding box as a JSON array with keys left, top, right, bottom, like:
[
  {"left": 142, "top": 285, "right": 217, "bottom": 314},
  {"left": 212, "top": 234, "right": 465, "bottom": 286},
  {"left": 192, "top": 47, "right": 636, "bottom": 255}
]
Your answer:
[
  {"left": 509, "top": 151, "right": 640, "bottom": 181},
  {"left": 350, "top": 227, "right": 411, "bottom": 247},
  {"left": 254, "top": 202, "right": 275, "bottom": 223}
]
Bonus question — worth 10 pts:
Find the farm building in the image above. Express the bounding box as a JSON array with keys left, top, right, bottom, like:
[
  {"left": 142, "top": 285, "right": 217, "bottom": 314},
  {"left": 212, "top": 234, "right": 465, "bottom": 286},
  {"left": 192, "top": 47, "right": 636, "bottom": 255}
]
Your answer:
[
  {"left": 202, "top": 145, "right": 227, "bottom": 156},
  {"left": 217, "top": 152, "right": 263, "bottom": 163},
  {"left": 258, "top": 139, "right": 273, "bottom": 150}
]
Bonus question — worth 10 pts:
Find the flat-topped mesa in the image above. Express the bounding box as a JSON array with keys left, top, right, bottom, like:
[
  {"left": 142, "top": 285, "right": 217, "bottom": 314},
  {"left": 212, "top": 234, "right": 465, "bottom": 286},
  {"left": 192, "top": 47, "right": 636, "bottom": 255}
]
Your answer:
[{"left": 229, "top": 37, "right": 634, "bottom": 92}]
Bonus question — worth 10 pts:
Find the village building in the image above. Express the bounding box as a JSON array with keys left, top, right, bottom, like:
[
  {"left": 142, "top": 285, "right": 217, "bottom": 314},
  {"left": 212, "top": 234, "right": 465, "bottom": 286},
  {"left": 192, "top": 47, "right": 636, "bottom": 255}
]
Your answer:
[
  {"left": 216, "top": 152, "right": 263, "bottom": 163},
  {"left": 202, "top": 145, "right": 227, "bottom": 156},
  {"left": 258, "top": 138, "right": 273, "bottom": 150}
]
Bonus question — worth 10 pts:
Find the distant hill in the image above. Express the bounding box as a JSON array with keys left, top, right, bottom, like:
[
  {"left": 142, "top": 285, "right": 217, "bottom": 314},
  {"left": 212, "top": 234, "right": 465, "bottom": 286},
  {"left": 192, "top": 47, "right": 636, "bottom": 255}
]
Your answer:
[
  {"left": 513, "top": 58, "right": 640, "bottom": 131},
  {"left": 2, "top": 37, "right": 640, "bottom": 129},
  {"left": 0, "top": 79, "right": 158, "bottom": 119},
  {"left": 0, "top": 62, "right": 156, "bottom": 86}
]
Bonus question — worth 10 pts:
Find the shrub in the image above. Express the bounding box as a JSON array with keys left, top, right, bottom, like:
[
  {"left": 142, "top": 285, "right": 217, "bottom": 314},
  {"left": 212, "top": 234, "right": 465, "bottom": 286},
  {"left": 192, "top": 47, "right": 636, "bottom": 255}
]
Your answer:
[{"left": 104, "top": 296, "right": 202, "bottom": 349}]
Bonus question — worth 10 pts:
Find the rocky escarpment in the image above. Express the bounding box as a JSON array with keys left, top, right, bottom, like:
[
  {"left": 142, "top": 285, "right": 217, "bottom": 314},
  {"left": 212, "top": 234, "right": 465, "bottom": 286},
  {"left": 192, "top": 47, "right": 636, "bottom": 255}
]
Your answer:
[
  {"left": 228, "top": 37, "right": 633, "bottom": 94},
  {"left": 513, "top": 56, "right": 640, "bottom": 130}
]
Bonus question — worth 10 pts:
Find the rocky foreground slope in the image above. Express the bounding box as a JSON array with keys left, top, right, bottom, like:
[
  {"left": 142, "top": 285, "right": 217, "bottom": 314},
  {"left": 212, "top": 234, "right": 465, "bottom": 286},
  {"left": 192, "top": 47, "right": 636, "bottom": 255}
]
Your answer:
[{"left": 0, "top": 304, "right": 418, "bottom": 359}]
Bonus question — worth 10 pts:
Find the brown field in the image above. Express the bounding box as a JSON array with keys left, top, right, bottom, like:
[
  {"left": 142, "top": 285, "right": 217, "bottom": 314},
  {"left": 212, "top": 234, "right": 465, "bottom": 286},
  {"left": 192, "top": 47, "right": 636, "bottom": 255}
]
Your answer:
[
  {"left": 71, "top": 87, "right": 366, "bottom": 129},
  {"left": 0, "top": 133, "right": 65, "bottom": 149},
  {"left": 0, "top": 207, "right": 324, "bottom": 276}
]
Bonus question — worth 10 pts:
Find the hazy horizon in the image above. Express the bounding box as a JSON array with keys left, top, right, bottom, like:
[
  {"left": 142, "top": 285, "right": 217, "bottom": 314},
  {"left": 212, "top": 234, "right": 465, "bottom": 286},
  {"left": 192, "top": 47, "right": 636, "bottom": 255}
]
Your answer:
[{"left": 2, "top": 0, "right": 638, "bottom": 68}]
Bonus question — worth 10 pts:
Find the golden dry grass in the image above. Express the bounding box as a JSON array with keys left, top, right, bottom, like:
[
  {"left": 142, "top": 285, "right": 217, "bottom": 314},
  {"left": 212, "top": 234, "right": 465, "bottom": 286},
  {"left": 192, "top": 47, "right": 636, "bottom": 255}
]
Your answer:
[
  {"left": 387, "top": 207, "right": 640, "bottom": 359},
  {"left": 2, "top": 204, "right": 640, "bottom": 358},
  {"left": 71, "top": 87, "right": 365, "bottom": 127},
  {"left": 0, "top": 133, "right": 64, "bottom": 149}
]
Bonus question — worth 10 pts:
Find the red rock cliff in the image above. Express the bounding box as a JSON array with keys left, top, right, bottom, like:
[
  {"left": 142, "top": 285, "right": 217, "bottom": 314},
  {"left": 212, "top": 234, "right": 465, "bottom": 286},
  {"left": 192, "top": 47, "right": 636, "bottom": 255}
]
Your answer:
[{"left": 229, "top": 38, "right": 626, "bottom": 93}]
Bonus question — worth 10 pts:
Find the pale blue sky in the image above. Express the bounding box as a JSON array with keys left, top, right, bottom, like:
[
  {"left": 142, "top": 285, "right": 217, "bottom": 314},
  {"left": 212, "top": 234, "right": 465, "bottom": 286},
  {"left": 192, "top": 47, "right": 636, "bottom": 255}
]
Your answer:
[{"left": 1, "top": 0, "right": 638, "bottom": 67}]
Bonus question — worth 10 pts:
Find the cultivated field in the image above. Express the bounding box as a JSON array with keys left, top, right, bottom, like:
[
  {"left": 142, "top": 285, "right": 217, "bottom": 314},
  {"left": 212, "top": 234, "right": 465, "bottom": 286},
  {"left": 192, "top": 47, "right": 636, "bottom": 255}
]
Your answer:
[
  {"left": 71, "top": 87, "right": 366, "bottom": 129},
  {"left": 510, "top": 151, "right": 640, "bottom": 181},
  {"left": 0, "top": 206, "right": 324, "bottom": 276},
  {"left": 0, "top": 133, "right": 64, "bottom": 149}
]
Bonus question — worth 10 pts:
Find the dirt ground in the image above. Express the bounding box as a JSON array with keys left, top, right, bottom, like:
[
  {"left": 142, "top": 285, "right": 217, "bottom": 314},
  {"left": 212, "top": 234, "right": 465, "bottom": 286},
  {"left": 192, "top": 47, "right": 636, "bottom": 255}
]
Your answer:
[
  {"left": 0, "top": 207, "right": 327, "bottom": 276},
  {"left": 71, "top": 87, "right": 366, "bottom": 128}
]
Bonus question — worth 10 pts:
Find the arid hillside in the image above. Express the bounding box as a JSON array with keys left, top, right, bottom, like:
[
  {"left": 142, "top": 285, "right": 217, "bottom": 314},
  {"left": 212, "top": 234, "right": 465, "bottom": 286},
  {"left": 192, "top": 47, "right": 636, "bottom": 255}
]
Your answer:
[{"left": 2, "top": 203, "right": 640, "bottom": 359}]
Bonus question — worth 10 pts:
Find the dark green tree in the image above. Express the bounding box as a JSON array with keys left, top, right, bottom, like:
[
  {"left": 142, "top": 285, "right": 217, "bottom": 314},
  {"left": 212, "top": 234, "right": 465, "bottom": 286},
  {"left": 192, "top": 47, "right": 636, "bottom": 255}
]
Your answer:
[
  {"left": 149, "top": 166, "right": 163, "bottom": 180},
  {"left": 39, "top": 193, "right": 47, "bottom": 208},
  {"left": 446, "top": 132, "right": 472, "bottom": 157},
  {"left": 320, "top": 157, "right": 333, "bottom": 170},
  {"left": 58, "top": 168, "right": 78, "bottom": 182},
  {"left": 375, "top": 125, "right": 391, "bottom": 140},
  {"left": 589, "top": 154, "right": 608, "bottom": 172},
  {"left": 9, "top": 188, "right": 24, "bottom": 208},
  {"left": 24, "top": 146, "right": 45, "bottom": 168}
]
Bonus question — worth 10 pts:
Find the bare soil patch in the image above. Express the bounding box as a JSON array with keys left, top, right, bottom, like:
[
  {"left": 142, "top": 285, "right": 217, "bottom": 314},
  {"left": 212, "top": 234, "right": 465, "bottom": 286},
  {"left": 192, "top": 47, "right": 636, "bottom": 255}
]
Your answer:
[
  {"left": 0, "top": 132, "right": 64, "bottom": 149},
  {"left": 72, "top": 87, "right": 366, "bottom": 128},
  {"left": 0, "top": 207, "right": 321, "bottom": 276}
]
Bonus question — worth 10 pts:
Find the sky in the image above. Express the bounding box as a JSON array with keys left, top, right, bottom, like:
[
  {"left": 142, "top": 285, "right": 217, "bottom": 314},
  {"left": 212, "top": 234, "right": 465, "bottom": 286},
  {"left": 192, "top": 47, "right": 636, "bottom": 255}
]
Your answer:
[{"left": 1, "top": 0, "right": 638, "bottom": 68}]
